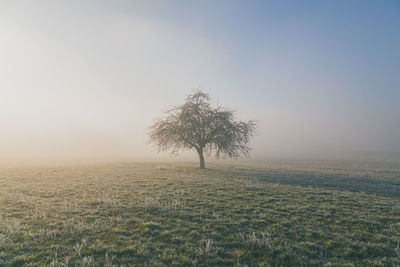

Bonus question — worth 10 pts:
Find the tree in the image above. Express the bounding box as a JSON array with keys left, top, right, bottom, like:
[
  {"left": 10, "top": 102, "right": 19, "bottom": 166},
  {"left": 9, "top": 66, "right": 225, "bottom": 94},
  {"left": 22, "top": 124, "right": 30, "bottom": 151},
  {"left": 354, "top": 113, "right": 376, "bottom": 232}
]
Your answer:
[{"left": 148, "top": 90, "right": 258, "bottom": 169}]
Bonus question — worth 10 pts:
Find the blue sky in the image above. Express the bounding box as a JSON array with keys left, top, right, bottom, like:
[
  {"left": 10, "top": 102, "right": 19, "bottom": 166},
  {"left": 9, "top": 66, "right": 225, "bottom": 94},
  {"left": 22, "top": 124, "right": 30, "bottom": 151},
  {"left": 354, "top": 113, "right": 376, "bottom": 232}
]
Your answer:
[{"left": 0, "top": 1, "right": 399, "bottom": 161}]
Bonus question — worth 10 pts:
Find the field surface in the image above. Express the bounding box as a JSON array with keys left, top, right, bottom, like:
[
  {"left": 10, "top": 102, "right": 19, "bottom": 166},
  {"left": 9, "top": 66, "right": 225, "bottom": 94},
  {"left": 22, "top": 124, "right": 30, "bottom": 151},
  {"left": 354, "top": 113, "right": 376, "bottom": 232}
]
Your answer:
[{"left": 0, "top": 161, "right": 399, "bottom": 266}]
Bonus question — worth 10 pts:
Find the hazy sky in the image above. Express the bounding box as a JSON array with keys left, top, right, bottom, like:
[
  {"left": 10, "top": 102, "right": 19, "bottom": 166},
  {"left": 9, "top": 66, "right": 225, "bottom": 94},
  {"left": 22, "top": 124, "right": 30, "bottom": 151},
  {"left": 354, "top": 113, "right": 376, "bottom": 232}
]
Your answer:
[{"left": 1, "top": 0, "right": 399, "bottom": 161}]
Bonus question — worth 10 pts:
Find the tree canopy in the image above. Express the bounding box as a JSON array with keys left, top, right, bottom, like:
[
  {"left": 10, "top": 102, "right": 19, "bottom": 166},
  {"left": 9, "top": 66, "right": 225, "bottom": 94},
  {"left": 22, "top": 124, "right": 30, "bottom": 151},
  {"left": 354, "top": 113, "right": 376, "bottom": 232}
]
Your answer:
[{"left": 149, "top": 90, "right": 258, "bottom": 168}]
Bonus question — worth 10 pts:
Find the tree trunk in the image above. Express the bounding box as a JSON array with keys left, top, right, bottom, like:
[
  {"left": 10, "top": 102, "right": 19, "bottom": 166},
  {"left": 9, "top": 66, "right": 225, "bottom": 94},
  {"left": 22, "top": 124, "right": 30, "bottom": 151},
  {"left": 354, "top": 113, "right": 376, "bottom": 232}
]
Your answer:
[{"left": 197, "top": 148, "right": 205, "bottom": 169}]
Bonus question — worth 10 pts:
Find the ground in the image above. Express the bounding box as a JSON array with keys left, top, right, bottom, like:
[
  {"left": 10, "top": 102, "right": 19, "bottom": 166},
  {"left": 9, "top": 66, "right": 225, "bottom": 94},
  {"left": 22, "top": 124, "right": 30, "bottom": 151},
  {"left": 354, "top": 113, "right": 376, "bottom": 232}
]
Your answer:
[{"left": 0, "top": 161, "right": 399, "bottom": 266}]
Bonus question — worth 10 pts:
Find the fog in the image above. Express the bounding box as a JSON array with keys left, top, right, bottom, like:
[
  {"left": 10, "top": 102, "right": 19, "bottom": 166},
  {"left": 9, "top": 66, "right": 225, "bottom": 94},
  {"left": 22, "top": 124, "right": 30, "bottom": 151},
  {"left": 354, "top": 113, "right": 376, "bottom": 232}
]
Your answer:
[{"left": 1, "top": 1, "right": 399, "bottom": 163}]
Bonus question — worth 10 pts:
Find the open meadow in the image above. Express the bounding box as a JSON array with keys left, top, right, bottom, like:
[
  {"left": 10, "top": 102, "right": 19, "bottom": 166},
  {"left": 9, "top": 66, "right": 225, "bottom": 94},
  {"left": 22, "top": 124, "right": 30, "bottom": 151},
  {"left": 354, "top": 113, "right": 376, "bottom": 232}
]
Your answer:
[{"left": 0, "top": 161, "right": 399, "bottom": 266}]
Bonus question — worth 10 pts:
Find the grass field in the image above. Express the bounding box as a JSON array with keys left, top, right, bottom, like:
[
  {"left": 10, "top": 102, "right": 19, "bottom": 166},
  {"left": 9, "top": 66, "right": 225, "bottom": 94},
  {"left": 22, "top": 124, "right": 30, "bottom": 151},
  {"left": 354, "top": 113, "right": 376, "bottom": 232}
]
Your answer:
[{"left": 0, "top": 161, "right": 399, "bottom": 266}]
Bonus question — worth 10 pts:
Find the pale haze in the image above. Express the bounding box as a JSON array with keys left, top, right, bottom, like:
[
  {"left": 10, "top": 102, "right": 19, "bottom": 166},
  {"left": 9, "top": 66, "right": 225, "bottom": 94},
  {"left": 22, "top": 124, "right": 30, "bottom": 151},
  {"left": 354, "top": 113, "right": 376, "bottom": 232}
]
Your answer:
[{"left": 1, "top": 1, "right": 399, "bottom": 162}]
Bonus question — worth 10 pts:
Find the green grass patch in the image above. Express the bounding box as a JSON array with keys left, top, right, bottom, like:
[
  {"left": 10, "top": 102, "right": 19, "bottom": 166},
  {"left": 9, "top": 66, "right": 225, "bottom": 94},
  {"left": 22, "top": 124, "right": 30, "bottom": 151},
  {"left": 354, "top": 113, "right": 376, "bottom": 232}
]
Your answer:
[{"left": 0, "top": 161, "right": 399, "bottom": 266}]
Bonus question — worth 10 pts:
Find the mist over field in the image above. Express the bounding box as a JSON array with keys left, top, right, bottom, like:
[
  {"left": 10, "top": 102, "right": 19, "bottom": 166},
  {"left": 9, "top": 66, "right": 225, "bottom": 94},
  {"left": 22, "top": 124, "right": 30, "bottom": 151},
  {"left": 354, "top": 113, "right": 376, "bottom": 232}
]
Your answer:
[
  {"left": 1, "top": 1, "right": 399, "bottom": 163},
  {"left": 1, "top": 1, "right": 400, "bottom": 266}
]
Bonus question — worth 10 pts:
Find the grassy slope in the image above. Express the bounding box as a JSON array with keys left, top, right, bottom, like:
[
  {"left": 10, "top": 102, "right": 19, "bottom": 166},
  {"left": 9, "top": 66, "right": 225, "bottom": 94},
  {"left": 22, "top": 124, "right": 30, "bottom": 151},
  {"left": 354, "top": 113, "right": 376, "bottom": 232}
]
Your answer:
[{"left": 0, "top": 162, "right": 399, "bottom": 266}]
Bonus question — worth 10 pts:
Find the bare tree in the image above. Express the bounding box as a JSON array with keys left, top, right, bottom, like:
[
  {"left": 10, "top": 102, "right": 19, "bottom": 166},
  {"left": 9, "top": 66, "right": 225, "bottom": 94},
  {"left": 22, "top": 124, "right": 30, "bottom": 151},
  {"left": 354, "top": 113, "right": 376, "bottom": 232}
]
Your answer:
[{"left": 149, "top": 90, "right": 258, "bottom": 169}]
